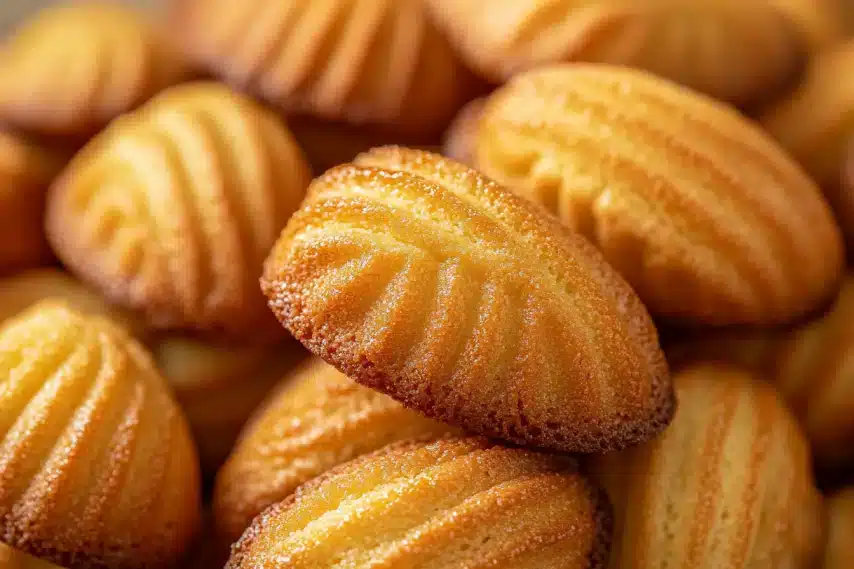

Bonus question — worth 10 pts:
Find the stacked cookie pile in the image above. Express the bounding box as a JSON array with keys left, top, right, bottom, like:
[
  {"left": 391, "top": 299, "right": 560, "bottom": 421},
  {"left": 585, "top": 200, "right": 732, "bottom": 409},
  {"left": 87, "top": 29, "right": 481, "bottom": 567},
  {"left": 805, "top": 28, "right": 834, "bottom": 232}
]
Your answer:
[{"left": 0, "top": 1, "right": 852, "bottom": 568}]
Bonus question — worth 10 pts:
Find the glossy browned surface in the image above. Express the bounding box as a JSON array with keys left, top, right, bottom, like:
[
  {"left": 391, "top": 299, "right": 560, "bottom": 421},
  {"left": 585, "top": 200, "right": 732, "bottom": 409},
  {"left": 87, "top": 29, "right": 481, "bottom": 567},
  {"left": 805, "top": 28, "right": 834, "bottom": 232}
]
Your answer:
[{"left": 227, "top": 437, "right": 611, "bottom": 569}]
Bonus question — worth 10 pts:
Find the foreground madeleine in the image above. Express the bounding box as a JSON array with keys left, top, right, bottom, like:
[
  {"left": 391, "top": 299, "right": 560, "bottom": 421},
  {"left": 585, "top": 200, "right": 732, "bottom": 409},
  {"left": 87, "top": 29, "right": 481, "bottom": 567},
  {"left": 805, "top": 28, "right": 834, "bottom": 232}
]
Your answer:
[
  {"left": 0, "top": 302, "right": 200, "bottom": 569},
  {"left": 153, "top": 335, "right": 306, "bottom": 474},
  {"left": 761, "top": 41, "right": 854, "bottom": 246},
  {"left": 227, "top": 437, "right": 611, "bottom": 569},
  {"left": 589, "top": 364, "right": 823, "bottom": 569},
  {"left": 0, "top": 2, "right": 188, "bottom": 137},
  {"left": 0, "top": 132, "right": 62, "bottom": 273},
  {"left": 173, "top": 0, "right": 472, "bottom": 136},
  {"left": 47, "top": 82, "right": 311, "bottom": 337},
  {"left": 472, "top": 64, "right": 843, "bottom": 325},
  {"left": 424, "top": 0, "right": 801, "bottom": 106},
  {"left": 263, "top": 147, "right": 672, "bottom": 453},
  {"left": 213, "top": 357, "right": 454, "bottom": 542},
  {"left": 667, "top": 274, "right": 854, "bottom": 468},
  {"left": 823, "top": 488, "right": 854, "bottom": 569}
]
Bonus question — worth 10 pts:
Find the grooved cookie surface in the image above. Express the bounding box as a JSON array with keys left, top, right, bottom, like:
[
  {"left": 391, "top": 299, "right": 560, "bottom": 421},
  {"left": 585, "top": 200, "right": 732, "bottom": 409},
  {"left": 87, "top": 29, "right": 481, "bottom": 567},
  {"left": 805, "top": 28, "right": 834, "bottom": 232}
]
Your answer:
[
  {"left": 227, "top": 437, "right": 612, "bottom": 569},
  {"left": 263, "top": 146, "right": 673, "bottom": 453},
  {"left": 474, "top": 64, "right": 844, "bottom": 325},
  {"left": 47, "top": 82, "right": 312, "bottom": 337},
  {"left": 0, "top": 302, "right": 201, "bottom": 569}
]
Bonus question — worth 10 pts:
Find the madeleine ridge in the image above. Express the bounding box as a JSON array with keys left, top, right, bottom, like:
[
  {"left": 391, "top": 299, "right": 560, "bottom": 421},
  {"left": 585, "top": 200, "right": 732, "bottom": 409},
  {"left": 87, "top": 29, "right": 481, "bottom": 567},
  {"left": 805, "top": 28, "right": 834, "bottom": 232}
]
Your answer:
[
  {"left": 263, "top": 147, "right": 672, "bottom": 454},
  {"left": 47, "top": 82, "right": 312, "bottom": 337},
  {"left": 588, "top": 364, "right": 823, "bottom": 569},
  {"left": 213, "top": 357, "right": 455, "bottom": 543},
  {"left": 473, "top": 64, "right": 844, "bottom": 325},
  {"left": 227, "top": 437, "right": 612, "bottom": 569},
  {"left": 0, "top": 301, "right": 201, "bottom": 569}
]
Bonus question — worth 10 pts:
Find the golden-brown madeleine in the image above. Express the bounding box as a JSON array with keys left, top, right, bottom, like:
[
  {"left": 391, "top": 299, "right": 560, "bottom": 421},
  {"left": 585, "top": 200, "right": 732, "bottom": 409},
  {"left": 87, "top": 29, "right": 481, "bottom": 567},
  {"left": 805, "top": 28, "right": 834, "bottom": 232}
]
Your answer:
[
  {"left": 173, "top": 0, "right": 473, "bottom": 137},
  {"left": 153, "top": 335, "right": 306, "bottom": 474},
  {"left": 473, "top": 64, "right": 844, "bottom": 325},
  {"left": 0, "top": 543, "right": 66, "bottom": 569},
  {"left": 666, "top": 274, "right": 854, "bottom": 469},
  {"left": 589, "top": 364, "right": 823, "bottom": 569},
  {"left": 768, "top": 0, "right": 848, "bottom": 50},
  {"left": 263, "top": 146, "right": 673, "bottom": 453},
  {"left": 46, "top": 82, "right": 312, "bottom": 338},
  {"left": 424, "top": 0, "right": 802, "bottom": 106},
  {"left": 823, "top": 488, "right": 854, "bottom": 569},
  {"left": 227, "top": 437, "right": 612, "bottom": 569},
  {"left": 0, "top": 268, "right": 148, "bottom": 339},
  {"left": 213, "top": 357, "right": 455, "bottom": 543},
  {"left": 442, "top": 97, "right": 485, "bottom": 166},
  {"left": 761, "top": 41, "right": 854, "bottom": 246},
  {"left": 0, "top": 301, "right": 201, "bottom": 569},
  {"left": 0, "top": 3, "right": 190, "bottom": 138},
  {"left": 0, "top": 131, "right": 63, "bottom": 273}
]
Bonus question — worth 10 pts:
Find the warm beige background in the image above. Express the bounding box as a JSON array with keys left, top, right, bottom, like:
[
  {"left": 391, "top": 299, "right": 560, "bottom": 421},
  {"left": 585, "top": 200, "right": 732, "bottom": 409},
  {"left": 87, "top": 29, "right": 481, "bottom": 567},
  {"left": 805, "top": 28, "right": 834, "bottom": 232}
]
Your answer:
[{"left": 1, "top": 0, "right": 161, "bottom": 33}]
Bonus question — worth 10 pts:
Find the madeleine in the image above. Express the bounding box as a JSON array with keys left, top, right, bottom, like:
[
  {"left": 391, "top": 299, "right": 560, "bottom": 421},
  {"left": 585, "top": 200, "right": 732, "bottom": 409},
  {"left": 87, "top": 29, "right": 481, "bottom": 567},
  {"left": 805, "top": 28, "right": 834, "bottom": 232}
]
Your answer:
[
  {"left": 0, "top": 302, "right": 200, "bottom": 569},
  {"left": 472, "top": 64, "right": 843, "bottom": 325},
  {"left": 227, "top": 437, "right": 611, "bottom": 568},
  {"left": 47, "top": 82, "right": 311, "bottom": 337}
]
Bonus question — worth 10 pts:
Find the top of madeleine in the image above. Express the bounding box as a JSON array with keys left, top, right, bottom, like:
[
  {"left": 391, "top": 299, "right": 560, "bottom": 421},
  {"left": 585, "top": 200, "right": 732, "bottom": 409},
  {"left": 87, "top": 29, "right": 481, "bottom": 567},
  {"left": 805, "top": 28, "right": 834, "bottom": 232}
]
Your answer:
[
  {"left": 0, "top": 2, "right": 190, "bottom": 137},
  {"left": 0, "top": 301, "right": 200, "bottom": 569},
  {"left": 227, "top": 437, "right": 611, "bottom": 569},
  {"left": 174, "top": 0, "right": 473, "bottom": 136},
  {"left": 263, "top": 147, "right": 672, "bottom": 453},
  {"left": 473, "top": 64, "right": 845, "bottom": 325},
  {"left": 47, "top": 82, "right": 312, "bottom": 338},
  {"left": 424, "top": 0, "right": 802, "bottom": 106}
]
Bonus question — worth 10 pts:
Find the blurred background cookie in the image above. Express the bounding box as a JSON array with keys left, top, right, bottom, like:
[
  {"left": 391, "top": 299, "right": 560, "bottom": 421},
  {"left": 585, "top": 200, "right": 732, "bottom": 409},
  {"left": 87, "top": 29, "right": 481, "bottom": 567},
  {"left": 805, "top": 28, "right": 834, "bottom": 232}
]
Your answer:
[
  {"left": 0, "top": 131, "right": 63, "bottom": 273},
  {"left": 172, "top": 0, "right": 475, "bottom": 137},
  {"left": 0, "top": 2, "right": 190, "bottom": 138},
  {"left": 588, "top": 364, "right": 823, "bottom": 569},
  {"left": 441, "top": 97, "right": 484, "bottom": 165},
  {"left": 263, "top": 147, "right": 673, "bottom": 454},
  {"left": 424, "top": 0, "right": 803, "bottom": 107},
  {"left": 0, "top": 301, "right": 201, "bottom": 569},
  {"left": 46, "top": 82, "right": 311, "bottom": 338},
  {"left": 768, "top": 0, "right": 849, "bottom": 50},
  {"left": 213, "top": 357, "right": 455, "bottom": 544},
  {"left": 226, "top": 437, "right": 612, "bottom": 569},
  {"left": 471, "top": 64, "right": 844, "bottom": 326}
]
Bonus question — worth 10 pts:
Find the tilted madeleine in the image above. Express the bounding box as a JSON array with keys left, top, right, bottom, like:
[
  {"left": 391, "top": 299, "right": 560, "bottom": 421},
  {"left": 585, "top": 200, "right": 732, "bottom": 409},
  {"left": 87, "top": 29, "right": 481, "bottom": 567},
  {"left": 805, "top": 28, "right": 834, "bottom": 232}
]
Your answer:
[
  {"left": 0, "top": 3, "right": 189, "bottom": 137},
  {"left": 173, "top": 0, "right": 473, "bottom": 136},
  {"left": 769, "top": 0, "right": 848, "bottom": 50},
  {"left": 761, "top": 41, "right": 854, "bottom": 247},
  {"left": 823, "top": 488, "right": 854, "bottom": 569},
  {"left": 262, "top": 147, "right": 673, "bottom": 453},
  {"left": 213, "top": 357, "right": 455, "bottom": 543},
  {"left": 0, "top": 268, "right": 147, "bottom": 338},
  {"left": 0, "top": 132, "right": 63, "bottom": 273},
  {"left": 666, "top": 274, "right": 854, "bottom": 469},
  {"left": 0, "top": 301, "right": 201, "bottom": 569},
  {"left": 153, "top": 335, "right": 306, "bottom": 474},
  {"left": 47, "top": 82, "right": 312, "bottom": 337},
  {"left": 424, "top": 0, "right": 801, "bottom": 106},
  {"left": 473, "top": 64, "right": 843, "bottom": 325},
  {"left": 227, "top": 437, "right": 612, "bottom": 569},
  {"left": 588, "top": 364, "right": 823, "bottom": 569}
]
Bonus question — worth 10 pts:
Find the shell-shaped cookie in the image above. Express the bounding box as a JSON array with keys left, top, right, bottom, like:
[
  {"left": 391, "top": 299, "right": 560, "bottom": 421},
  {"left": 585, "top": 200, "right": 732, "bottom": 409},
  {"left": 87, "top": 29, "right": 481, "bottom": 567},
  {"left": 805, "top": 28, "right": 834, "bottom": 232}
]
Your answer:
[
  {"left": 769, "top": 0, "right": 848, "bottom": 50},
  {"left": 262, "top": 146, "right": 673, "bottom": 454},
  {"left": 0, "top": 301, "right": 201, "bottom": 569},
  {"left": 227, "top": 437, "right": 612, "bottom": 569},
  {"left": 588, "top": 364, "right": 823, "bottom": 569},
  {"left": 213, "top": 357, "right": 455, "bottom": 543},
  {"left": 153, "top": 335, "right": 306, "bottom": 475},
  {"left": 0, "top": 131, "right": 63, "bottom": 273},
  {"left": 173, "top": 0, "right": 473, "bottom": 136},
  {"left": 823, "top": 488, "right": 854, "bottom": 569},
  {"left": 473, "top": 64, "right": 844, "bottom": 325},
  {"left": 0, "top": 3, "right": 190, "bottom": 137},
  {"left": 0, "top": 543, "right": 66, "bottom": 569},
  {"left": 46, "top": 82, "right": 312, "bottom": 337},
  {"left": 424, "top": 0, "right": 802, "bottom": 106},
  {"left": 666, "top": 274, "right": 854, "bottom": 468},
  {"left": 761, "top": 41, "right": 854, "bottom": 246}
]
